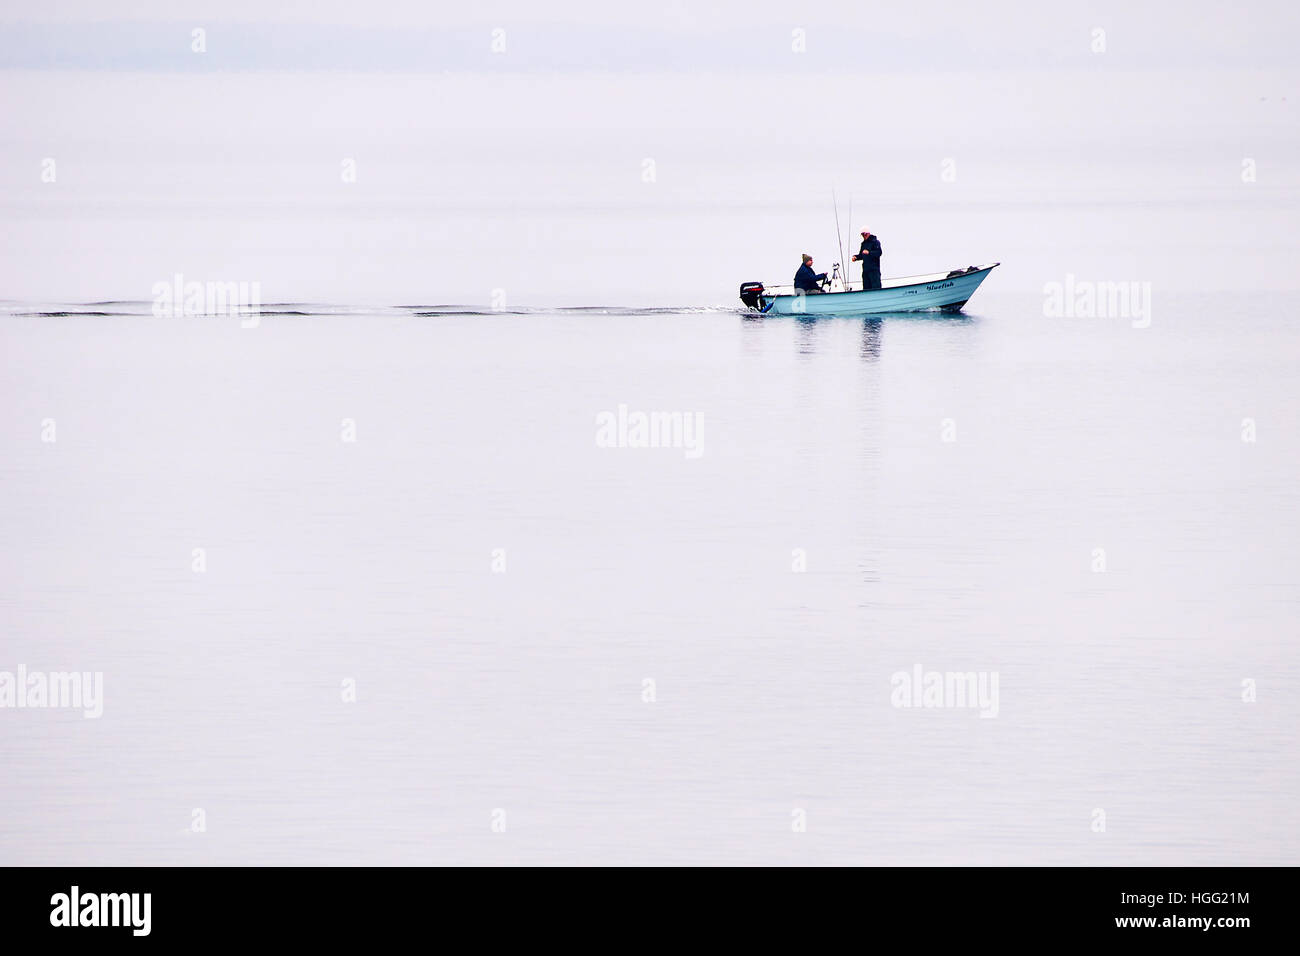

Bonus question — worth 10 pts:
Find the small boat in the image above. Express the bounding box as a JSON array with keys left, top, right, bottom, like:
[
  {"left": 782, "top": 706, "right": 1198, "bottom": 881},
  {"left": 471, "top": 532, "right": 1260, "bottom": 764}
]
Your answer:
[{"left": 739, "top": 263, "right": 1000, "bottom": 316}]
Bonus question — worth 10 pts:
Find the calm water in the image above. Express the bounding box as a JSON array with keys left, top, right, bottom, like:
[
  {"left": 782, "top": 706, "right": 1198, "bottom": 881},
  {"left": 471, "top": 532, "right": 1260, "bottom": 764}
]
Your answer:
[{"left": 1, "top": 291, "right": 1296, "bottom": 865}]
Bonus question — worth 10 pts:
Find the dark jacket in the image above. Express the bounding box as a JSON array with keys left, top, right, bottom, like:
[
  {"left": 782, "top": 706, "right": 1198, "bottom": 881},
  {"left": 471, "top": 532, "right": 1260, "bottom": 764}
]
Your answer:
[
  {"left": 855, "top": 235, "right": 883, "bottom": 272},
  {"left": 794, "top": 263, "right": 827, "bottom": 291}
]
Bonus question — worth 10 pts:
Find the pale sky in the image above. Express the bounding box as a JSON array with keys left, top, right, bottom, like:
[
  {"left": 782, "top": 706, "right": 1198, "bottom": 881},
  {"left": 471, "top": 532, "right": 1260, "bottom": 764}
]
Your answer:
[
  {"left": 1, "top": 1, "right": 1297, "bottom": 71},
  {"left": 1, "top": 1, "right": 1297, "bottom": 303}
]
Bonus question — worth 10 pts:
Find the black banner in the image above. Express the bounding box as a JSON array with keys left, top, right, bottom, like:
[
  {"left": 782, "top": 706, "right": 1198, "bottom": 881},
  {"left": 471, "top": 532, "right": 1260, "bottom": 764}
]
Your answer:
[{"left": 0, "top": 866, "right": 1279, "bottom": 943}]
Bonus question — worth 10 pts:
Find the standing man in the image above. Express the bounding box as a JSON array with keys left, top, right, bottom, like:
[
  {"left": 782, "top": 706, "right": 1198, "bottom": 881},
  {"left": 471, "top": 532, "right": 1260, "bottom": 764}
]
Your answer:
[
  {"left": 794, "top": 254, "right": 828, "bottom": 294},
  {"left": 853, "top": 230, "right": 883, "bottom": 290}
]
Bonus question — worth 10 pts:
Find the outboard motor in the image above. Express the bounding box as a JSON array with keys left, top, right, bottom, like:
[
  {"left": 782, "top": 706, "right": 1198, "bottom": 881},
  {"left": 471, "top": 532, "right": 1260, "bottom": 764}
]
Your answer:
[{"left": 739, "top": 282, "right": 765, "bottom": 311}]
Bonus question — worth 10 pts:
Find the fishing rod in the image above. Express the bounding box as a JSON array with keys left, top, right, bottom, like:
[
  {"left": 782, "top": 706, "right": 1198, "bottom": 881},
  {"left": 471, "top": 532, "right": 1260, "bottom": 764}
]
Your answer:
[
  {"left": 832, "top": 188, "right": 846, "bottom": 292},
  {"left": 846, "top": 193, "right": 854, "bottom": 291}
]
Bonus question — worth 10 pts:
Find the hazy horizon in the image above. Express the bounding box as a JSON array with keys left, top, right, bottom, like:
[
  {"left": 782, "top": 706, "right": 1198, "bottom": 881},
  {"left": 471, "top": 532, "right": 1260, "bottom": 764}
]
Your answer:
[{"left": 2, "top": 2, "right": 1299, "bottom": 305}]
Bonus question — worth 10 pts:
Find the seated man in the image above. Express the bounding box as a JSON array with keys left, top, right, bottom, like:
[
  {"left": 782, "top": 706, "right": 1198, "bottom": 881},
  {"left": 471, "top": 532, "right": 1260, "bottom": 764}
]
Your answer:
[{"left": 794, "top": 254, "right": 828, "bottom": 294}]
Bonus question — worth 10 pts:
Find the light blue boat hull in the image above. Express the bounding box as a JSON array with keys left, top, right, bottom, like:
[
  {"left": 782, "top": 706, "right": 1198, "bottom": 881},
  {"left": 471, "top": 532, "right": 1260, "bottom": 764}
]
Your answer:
[{"left": 755, "top": 263, "right": 998, "bottom": 316}]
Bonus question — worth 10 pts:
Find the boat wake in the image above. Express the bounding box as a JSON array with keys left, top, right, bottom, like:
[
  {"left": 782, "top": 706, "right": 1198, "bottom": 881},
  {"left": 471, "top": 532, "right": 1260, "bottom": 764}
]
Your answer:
[{"left": 0, "top": 301, "right": 733, "bottom": 319}]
